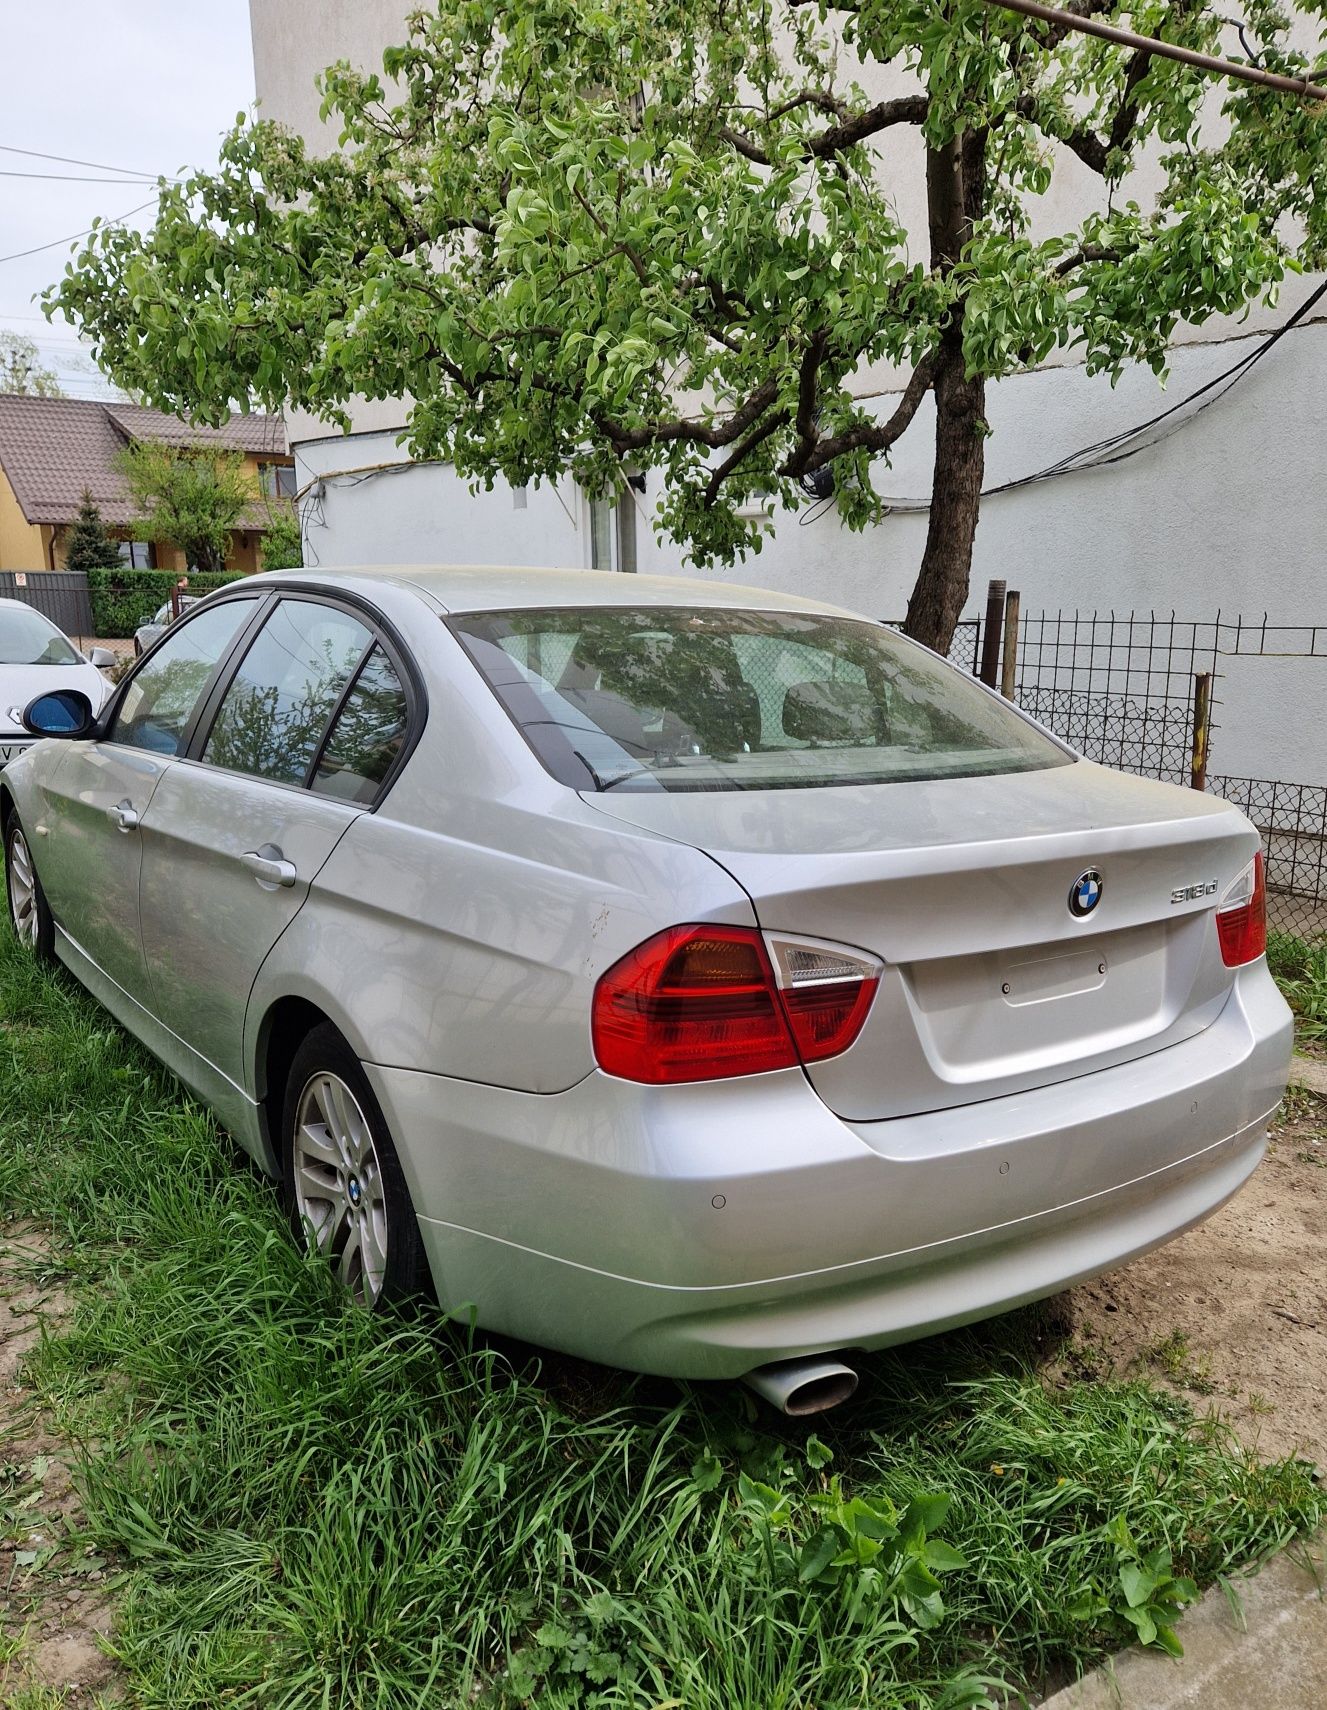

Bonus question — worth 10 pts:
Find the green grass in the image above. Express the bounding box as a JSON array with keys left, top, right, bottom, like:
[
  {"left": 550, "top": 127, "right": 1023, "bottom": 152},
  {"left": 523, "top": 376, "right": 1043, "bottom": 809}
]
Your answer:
[
  {"left": 1, "top": 932, "right": 1322, "bottom": 1710},
  {"left": 1267, "top": 929, "right": 1327, "bottom": 1048}
]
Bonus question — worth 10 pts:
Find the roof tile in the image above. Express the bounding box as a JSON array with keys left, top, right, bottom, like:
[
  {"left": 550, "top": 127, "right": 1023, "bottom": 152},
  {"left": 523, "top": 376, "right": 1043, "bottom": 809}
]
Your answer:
[{"left": 0, "top": 394, "right": 288, "bottom": 527}]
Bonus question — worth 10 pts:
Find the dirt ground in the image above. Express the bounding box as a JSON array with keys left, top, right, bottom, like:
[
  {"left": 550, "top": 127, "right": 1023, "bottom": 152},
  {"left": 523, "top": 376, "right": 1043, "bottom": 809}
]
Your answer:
[
  {"left": 0, "top": 1232, "right": 121, "bottom": 1707},
  {"left": 1056, "top": 1084, "right": 1327, "bottom": 1467}
]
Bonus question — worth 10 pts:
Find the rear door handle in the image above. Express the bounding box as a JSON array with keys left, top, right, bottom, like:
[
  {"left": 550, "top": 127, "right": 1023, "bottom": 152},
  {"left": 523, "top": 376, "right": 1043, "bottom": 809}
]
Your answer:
[
  {"left": 242, "top": 845, "right": 297, "bottom": 889},
  {"left": 113, "top": 799, "right": 139, "bottom": 832}
]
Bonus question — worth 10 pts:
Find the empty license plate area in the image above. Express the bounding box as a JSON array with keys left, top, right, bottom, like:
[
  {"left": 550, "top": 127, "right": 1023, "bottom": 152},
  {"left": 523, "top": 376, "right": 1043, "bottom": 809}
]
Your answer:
[{"left": 1002, "top": 947, "right": 1107, "bottom": 1006}]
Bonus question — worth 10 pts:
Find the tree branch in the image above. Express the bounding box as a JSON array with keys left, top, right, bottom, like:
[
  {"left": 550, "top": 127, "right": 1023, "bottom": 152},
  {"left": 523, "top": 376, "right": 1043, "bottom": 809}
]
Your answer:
[
  {"left": 704, "top": 408, "right": 791, "bottom": 504},
  {"left": 720, "top": 94, "right": 929, "bottom": 166},
  {"left": 782, "top": 330, "right": 830, "bottom": 477},
  {"left": 796, "top": 353, "right": 938, "bottom": 473},
  {"left": 1017, "top": 25, "right": 1159, "bottom": 175},
  {"left": 595, "top": 377, "right": 781, "bottom": 454},
  {"left": 1054, "top": 242, "right": 1123, "bottom": 275}
]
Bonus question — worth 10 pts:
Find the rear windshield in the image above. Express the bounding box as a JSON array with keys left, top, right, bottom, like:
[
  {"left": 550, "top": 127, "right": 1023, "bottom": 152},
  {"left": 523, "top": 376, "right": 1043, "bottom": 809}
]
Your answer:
[
  {"left": 0, "top": 605, "right": 80, "bottom": 667},
  {"left": 449, "top": 606, "right": 1070, "bottom": 793}
]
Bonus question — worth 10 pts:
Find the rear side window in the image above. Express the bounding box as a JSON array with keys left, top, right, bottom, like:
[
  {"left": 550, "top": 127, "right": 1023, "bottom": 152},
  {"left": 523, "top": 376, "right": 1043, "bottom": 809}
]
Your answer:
[
  {"left": 311, "top": 646, "right": 409, "bottom": 804},
  {"left": 451, "top": 605, "right": 1070, "bottom": 793},
  {"left": 111, "top": 599, "right": 257, "bottom": 756},
  {"left": 202, "top": 600, "right": 371, "bottom": 785}
]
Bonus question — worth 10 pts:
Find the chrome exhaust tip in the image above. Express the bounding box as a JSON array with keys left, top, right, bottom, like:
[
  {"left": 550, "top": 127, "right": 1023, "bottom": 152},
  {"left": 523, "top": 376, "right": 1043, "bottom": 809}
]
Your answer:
[{"left": 741, "top": 1357, "right": 859, "bottom": 1416}]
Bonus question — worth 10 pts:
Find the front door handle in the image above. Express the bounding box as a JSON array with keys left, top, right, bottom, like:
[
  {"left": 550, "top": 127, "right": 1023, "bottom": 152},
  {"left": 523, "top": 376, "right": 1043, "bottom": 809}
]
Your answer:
[
  {"left": 113, "top": 799, "right": 139, "bottom": 832},
  {"left": 242, "top": 844, "right": 297, "bottom": 889}
]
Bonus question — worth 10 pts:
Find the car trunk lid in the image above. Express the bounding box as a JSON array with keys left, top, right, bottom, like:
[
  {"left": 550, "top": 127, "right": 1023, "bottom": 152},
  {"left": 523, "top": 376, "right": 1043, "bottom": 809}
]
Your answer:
[{"left": 585, "top": 760, "right": 1258, "bottom": 1119}]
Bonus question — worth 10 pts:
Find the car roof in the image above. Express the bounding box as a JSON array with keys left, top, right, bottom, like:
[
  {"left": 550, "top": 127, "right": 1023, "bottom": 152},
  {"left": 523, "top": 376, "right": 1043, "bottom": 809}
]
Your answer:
[{"left": 238, "top": 565, "right": 868, "bottom": 620}]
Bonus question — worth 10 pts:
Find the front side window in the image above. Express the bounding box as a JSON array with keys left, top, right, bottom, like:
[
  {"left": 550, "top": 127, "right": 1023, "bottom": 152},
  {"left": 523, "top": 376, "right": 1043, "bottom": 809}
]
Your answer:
[
  {"left": 111, "top": 599, "right": 257, "bottom": 756},
  {"left": 311, "top": 646, "right": 409, "bottom": 804},
  {"left": 0, "top": 605, "right": 80, "bottom": 667},
  {"left": 202, "top": 599, "right": 371, "bottom": 786},
  {"left": 451, "top": 605, "right": 1071, "bottom": 793}
]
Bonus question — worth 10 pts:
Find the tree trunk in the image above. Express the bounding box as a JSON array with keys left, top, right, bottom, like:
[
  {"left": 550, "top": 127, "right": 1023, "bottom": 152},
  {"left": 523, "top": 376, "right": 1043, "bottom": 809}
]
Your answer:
[
  {"left": 903, "top": 341, "right": 985, "bottom": 655},
  {"left": 902, "top": 130, "right": 987, "bottom": 656}
]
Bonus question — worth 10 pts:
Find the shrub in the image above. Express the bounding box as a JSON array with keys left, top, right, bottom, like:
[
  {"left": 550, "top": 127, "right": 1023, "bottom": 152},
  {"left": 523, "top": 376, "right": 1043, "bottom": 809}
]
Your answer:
[{"left": 86, "top": 567, "right": 248, "bottom": 637}]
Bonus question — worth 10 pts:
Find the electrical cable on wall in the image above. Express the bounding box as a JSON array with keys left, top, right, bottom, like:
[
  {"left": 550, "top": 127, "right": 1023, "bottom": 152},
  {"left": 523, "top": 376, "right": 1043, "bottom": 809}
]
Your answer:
[{"left": 864, "top": 278, "right": 1327, "bottom": 517}]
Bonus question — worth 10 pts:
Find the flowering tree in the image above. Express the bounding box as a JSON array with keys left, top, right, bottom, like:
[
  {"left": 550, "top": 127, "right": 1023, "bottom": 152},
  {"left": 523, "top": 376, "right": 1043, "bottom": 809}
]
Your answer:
[{"left": 51, "top": 0, "right": 1327, "bottom": 648}]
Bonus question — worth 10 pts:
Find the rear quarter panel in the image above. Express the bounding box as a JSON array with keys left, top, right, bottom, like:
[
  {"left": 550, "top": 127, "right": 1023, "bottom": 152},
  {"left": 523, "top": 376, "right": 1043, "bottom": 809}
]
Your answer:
[{"left": 243, "top": 613, "right": 755, "bottom": 1094}]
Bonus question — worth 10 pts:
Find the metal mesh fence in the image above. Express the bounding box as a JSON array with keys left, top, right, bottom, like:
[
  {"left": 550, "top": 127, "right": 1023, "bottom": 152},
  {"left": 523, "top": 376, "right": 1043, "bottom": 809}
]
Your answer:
[
  {"left": 1010, "top": 611, "right": 1220, "bottom": 788},
  {"left": 951, "top": 606, "right": 1327, "bottom": 945},
  {"left": 1208, "top": 776, "right": 1327, "bottom": 940}
]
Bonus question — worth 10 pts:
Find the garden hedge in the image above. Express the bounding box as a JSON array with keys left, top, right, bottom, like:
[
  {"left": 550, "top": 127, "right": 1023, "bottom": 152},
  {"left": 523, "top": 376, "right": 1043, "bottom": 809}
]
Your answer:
[{"left": 87, "top": 568, "right": 250, "bottom": 638}]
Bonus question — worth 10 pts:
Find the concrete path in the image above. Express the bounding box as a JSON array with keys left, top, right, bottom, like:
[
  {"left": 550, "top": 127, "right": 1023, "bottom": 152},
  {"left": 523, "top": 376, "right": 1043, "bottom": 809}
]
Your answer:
[{"left": 1042, "top": 1535, "right": 1326, "bottom": 1708}]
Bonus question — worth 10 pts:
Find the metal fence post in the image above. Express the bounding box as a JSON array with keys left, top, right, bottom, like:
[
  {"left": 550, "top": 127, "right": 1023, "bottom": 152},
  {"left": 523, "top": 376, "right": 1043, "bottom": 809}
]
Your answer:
[
  {"left": 978, "top": 579, "right": 1007, "bottom": 687},
  {"left": 1000, "top": 589, "right": 1021, "bottom": 700},
  {"left": 1190, "top": 672, "right": 1213, "bottom": 791}
]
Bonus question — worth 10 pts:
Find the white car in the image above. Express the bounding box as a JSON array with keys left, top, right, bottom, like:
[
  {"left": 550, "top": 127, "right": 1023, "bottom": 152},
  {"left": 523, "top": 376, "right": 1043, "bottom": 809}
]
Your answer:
[{"left": 0, "top": 599, "right": 115, "bottom": 768}]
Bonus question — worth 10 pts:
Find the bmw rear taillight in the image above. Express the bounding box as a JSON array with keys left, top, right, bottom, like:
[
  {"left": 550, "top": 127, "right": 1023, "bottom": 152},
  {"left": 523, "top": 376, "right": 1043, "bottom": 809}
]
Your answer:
[
  {"left": 1216, "top": 851, "right": 1267, "bottom": 967},
  {"left": 592, "top": 925, "right": 880, "bottom": 1084}
]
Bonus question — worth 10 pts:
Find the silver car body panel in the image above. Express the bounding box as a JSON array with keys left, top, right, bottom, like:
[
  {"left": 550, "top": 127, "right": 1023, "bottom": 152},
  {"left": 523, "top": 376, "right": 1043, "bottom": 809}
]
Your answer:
[
  {"left": 0, "top": 565, "right": 1293, "bottom": 1378},
  {"left": 365, "top": 962, "right": 1285, "bottom": 1377},
  {"left": 585, "top": 763, "right": 1257, "bottom": 1119}
]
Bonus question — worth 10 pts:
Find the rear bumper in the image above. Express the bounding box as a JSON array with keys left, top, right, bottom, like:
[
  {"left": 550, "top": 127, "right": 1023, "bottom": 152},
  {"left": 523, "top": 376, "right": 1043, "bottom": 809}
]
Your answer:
[{"left": 366, "top": 964, "right": 1292, "bottom": 1379}]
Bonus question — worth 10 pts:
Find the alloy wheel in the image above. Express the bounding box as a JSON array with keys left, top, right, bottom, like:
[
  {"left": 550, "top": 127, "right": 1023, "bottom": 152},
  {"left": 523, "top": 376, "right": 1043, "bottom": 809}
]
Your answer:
[
  {"left": 7, "top": 828, "right": 38, "bottom": 950},
  {"left": 292, "top": 1070, "right": 389, "bottom": 1305}
]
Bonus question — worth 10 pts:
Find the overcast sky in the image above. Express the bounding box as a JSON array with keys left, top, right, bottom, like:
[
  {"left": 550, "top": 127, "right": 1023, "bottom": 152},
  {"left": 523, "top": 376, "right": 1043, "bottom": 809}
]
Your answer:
[{"left": 0, "top": 0, "right": 255, "bottom": 397}]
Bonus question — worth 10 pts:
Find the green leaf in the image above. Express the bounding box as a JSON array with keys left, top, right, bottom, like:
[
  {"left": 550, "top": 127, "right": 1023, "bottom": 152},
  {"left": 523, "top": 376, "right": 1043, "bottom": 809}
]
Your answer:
[
  {"left": 691, "top": 1452, "right": 723, "bottom": 1493},
  {"left": 924, "top": 1540, "right": 968, "bottom": 1572},
  {"left": 1119, "top": 1563, "right": 1158, "bottom": 1609},
  {"left": 804, "top": 1435, "right": 833, "bottom": 1470},
  {"left": 797, "top": 1525, "right": 842, "bottom": 1582},
  {"left": 1120, "top": 1605, "right": 1158, "bottom": 1646}
]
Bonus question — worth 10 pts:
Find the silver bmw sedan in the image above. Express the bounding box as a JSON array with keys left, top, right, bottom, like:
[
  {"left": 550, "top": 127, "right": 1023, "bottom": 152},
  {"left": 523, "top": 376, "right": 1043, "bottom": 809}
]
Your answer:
[{"left": 0, "top": 568, "right": 1289, "bottom": 1412}]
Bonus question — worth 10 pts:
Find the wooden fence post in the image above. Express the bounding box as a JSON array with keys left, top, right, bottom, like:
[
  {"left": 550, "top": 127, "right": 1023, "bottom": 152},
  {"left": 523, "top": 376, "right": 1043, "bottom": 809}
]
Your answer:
[
  {"left": 978, "top": 579, "right": 1007, "bottom": 686},
  {"left": 1000, "top": 589, "right": 1021, "bottom": 700},
  {"left": 1190, "top": 672, "right": 1213, "bottom": 790}
]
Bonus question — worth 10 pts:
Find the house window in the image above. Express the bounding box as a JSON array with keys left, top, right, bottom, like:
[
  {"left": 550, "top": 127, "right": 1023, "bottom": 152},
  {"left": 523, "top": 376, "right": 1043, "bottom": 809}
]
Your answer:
[
  {"left": 259, "top": 461, "right": 297, "bottom": 500},
  {"left": 588, "top": 491, "right": 637, "bottom": 573},
  {"left": 117, "top": 540, "right": 154, "bottom": 569}
]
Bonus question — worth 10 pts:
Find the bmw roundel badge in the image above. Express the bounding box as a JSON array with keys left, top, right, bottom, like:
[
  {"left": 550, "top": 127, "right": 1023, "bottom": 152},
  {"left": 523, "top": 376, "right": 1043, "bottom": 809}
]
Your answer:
[{"left": 1069, "top": 869, "right": 1104, "bottom": 917}]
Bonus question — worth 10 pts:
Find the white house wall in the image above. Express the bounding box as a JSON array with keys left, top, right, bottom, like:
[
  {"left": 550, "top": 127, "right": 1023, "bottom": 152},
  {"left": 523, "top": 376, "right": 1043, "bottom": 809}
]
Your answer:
[{"left": 254, "top": 0, "right": 1327, "bottom": 786}]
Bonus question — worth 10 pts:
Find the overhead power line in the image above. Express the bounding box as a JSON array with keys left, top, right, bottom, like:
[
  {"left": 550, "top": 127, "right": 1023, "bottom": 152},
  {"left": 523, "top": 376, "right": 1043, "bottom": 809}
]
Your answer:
[
  {"left": 0, "top": 198, "right": 158, "bottom": 265},
  {"left": 0, "top": 169, "right": 165, "bottom": 184},
  {"left": 0, "top": 143, "right": 181, "bottom": 181}
]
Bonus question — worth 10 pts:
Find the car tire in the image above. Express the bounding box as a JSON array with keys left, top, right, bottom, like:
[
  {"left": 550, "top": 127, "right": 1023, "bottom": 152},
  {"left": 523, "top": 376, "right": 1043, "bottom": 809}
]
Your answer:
[
  {"left": 133, "top": 638, "right": 143, "bottom": 658},
  {"left": 4, "top": 814, "right": 55, "bottom": 962},
  {"left": 280, "top": 1022, "right": 429, "bottom": 1308}
]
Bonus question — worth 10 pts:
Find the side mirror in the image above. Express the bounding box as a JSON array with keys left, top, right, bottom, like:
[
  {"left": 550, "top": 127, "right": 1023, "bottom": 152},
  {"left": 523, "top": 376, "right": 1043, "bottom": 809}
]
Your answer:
[
  {"left": 23, "top": 689, "right": 95, "bottom": 739},
  {"left": 88, "top": 646, "right": 117, "bottom": 669}
]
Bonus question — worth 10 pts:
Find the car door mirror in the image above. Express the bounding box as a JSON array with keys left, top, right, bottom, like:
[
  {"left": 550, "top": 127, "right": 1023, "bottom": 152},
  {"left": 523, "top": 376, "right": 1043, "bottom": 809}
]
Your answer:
[
  {"left": 88, "top": 646, "right": 117, "bottom": 669},
  {"left": 23, "top": 689, "right": 96, "bottom": 738}
]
